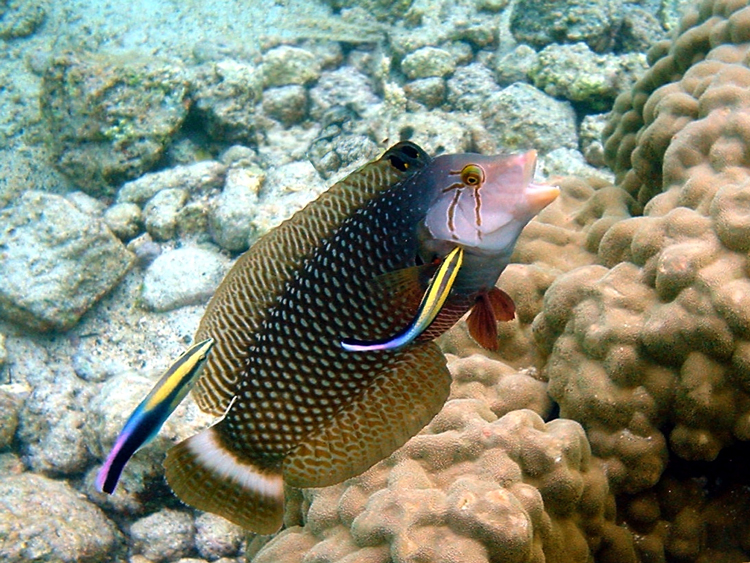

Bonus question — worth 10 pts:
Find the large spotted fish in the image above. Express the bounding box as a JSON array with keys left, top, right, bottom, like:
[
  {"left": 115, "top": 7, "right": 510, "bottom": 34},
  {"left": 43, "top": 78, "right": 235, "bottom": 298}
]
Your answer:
[{"left": 159, "top": 141, "right": 558, "bottom": 533}]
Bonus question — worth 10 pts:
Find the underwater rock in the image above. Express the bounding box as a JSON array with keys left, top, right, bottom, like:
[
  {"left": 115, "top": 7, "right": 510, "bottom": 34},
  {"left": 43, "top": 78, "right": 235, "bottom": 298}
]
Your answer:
[
  {"left": 403, "top": 77, "right": 446, "bottom": 110},
  {"left": 209, "top": 167, "right": 265, "bottom": 252},
  {"left": 262, "top": 85, "right": 309, "bottom": 126},
  {"left": 194, "top": 513, "right": 245, "bottom": 560},
  {"left": 262, "top": 46, "right": 322, "bottom": 88},
  {"left": 0, "top": 332, "right": 6, "bottom": 370},
  {"left": 0, "top": 191, "right": 134, "bottom": 332},
  {"left": 0, "top": 386, "right": 22, "bottom": 450},
  {"left": 117, "top": 160, "right": 226, "bottom": 206},
  {"left": 510, "top": 0, "right": 624, "bottom": 53},
  {"left": 493, "top": 45, "right": 538, "bottom": 87},
  {"left": 322, "top": 0, "right": 414, "bottom": 22},
  {"left": 308, "top": 67, "right": 380, "bottom": 120},
  {"left": 0, "top": 0, "right": 46, "bottom": 40},
  {"left": 401, "top": 47, "right": 456, "bottom": 80},
  {"left": 143, "top": 187, "right": 189, "bottom": 242},
  {"left": 390, "top": 24, "right": 449, "bottom": 60},
  {"left": 446, "top": 62, "right": 501, "bottom": 113},
  {"left": 579, "top": 112, "right": 609, "bottom": 167},
  {"left": 209, "top": 166, "right": 263, "bottom": 252},
  {"left": 529, "top": 43, "right": 648, "bottom": 111},
  {"left": 616, "top": 5, "right": 669, "bottom": 53},
  {"left": 130, "top": 508, "right": 194, "bottom": 563},
  {"left": 482, "top": 83, "right": 578, "bottom": 153},
  {"left": 191, "top": 60, "right": 263, "bottom": 145},
  {"left": 307, "top": 132, "right": 380, "bottom": 179},
  {"left": 17, "top": 368, "right": 95, "bottom": 474},
  {"left": 115, "top": 161, "right": 226, "bottom": 243},
  {"left": 41, "top": 52, "right": 189, "bottom": 197},
  {"left": 243, "top": 160, "right": 328, "bottom": 244},
  {"left": 0, "top": 473, "right": 122, "bottom": 563},
  {"left": 104, "top": 202, "right": 143, "bottom": 242},
  {"left": 64, "top": 191, "right": 106, "bottom": 217},
  {"left": 371, "top": 108, "right": 476, "bottom": 157},
  {"left": 140, "top": 246, "right": 230, "bottom": 312},
  {"left": 540, "top": 147, "right": 614, "bottom": 183},
  {"left": 127, "top": 232, "right": 162, "bottom": 268}
]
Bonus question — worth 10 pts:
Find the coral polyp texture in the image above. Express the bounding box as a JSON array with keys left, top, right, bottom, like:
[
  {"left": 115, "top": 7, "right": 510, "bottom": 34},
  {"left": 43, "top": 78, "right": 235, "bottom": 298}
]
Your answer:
[
  {"left": 251, "top": 356, "right": 633, "bottom": 563},
  {"left": 532, "top": 0, "right": 750, "bottom": 497},
  {"left": 603, "top": 0, "right": 750, "bottom": 205},
  {"left": 441, "top": 175, "right": 638, "bottom": 369}
]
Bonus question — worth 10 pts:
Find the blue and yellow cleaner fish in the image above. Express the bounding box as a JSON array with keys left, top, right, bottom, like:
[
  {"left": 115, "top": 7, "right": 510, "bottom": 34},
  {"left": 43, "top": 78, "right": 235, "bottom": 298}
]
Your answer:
[
  {"left": 163, "top": 141, "right": 559, "bottom": 533},
  {"left": 96, "top": 338, "right": 214, "bottom": 494}
]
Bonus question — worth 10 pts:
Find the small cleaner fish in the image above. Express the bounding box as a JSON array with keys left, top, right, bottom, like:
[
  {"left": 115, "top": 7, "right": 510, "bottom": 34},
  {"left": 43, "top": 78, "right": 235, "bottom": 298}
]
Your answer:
[
  {"left": 96, "top": 338, "right": 214, "bottom": 494},
  {"left": 103, "top": 141, "right": 558, "bottom": 533}
]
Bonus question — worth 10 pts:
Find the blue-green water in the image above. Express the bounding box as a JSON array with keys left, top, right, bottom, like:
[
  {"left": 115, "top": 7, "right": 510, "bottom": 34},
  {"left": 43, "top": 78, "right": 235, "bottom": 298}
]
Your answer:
[{"left": 4, "top": 0, "right": 749, "bottom": 561}]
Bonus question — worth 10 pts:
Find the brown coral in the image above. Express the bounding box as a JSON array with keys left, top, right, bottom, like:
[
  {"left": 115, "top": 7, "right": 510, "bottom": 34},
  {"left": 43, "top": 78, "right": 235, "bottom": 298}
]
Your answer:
[
  {"left": 619, "top": 446, "right": 750, "bottom": 562},
  {"left": 529, "top": 0, "right": 750, "bottom": 500},
  {"left": 251, "top": 355, "right": 630, "bottom": 563},
  {"left": 603, "top": 0, "right": 750, "bottom": 205}
]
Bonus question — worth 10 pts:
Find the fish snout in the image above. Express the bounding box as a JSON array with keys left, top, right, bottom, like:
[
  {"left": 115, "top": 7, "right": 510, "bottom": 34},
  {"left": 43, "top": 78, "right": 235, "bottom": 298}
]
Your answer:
[{"left": 523, "top": 182, "right": 560, "bottom": 215}]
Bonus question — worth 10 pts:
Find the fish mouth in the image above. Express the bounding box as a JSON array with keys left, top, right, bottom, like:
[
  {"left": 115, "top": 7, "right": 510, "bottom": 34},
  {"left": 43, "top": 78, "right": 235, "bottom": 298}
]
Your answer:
[
  {"left": 519, "top": 149, "right": 559, "bottom": 213},
  {"left": 525, "top": 182, "right": 560, "bottom": 213}
]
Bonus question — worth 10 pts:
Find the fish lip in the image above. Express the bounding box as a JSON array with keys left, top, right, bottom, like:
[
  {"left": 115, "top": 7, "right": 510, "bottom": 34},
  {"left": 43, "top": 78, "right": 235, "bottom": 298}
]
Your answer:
[
  {"left": 525, "top": 182, "right": 560, "bottom": 213},
  {"left": 519, "top": 149, "right": 559, "bottom": 212}
]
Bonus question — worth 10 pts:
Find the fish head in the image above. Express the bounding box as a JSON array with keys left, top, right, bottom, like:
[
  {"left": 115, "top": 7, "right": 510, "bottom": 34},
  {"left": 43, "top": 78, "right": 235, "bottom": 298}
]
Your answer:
[{"left": 422, "top": 151, "right": 559, "bottom": 256}]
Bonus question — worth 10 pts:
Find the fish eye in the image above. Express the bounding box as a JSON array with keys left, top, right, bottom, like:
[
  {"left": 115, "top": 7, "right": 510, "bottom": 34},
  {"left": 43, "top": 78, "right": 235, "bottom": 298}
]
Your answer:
[{"left": 461, "top": 164, "right": 484, "bottom": 187}]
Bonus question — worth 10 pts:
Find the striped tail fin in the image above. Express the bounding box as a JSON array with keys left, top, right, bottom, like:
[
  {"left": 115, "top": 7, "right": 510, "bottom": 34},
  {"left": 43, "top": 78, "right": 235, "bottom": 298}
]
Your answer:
[{"left": 163, "top": 426, "right": 284, "bottom": 534}]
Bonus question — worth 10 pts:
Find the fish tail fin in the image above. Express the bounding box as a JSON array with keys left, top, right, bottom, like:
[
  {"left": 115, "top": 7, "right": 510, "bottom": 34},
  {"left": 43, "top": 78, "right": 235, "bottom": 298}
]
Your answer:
[{"left": 164, "top": 425, "right": 284, "bottom": 534}]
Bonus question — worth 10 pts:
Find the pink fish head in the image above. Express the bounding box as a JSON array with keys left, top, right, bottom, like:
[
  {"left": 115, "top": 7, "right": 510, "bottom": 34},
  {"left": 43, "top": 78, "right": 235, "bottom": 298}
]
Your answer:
[{"left": 423, "top": 150, "right": 559, "bottom": 255}]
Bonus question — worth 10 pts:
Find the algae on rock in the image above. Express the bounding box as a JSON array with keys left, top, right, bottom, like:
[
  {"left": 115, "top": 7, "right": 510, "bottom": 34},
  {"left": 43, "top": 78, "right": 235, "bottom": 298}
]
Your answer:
[{"left": 40, "top": 52, "right": 189, "bottom": 197}]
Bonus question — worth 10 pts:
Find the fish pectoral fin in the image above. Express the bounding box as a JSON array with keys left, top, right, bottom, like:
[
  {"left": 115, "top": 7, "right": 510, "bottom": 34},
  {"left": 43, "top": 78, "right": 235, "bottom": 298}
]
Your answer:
[
  {"left": 370, "top": 262, "right": 429, "bottom": 299},
  {"left": 487, "top": 287, "right": 516, "bottom": 321},
  {"left": 341, "top": 247, "right": 464, "bottom": 352},
  {"left": 164, "top": 425, "right": 284, "bottom": 534},
  {"left": 466, "top": 287, "right": 516, "bottom": 351},
  {"left": 284, "top": 342, "right": 450, "bottom": 488}
]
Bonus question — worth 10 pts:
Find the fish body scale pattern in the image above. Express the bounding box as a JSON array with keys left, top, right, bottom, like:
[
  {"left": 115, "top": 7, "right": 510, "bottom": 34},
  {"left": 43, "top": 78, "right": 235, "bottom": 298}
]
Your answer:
[
  {"left": 193, "top": 160, "right": 412, "bottom": 416},
  {"left": 219, "top": 180, "right": 430, "bottom": 467}
]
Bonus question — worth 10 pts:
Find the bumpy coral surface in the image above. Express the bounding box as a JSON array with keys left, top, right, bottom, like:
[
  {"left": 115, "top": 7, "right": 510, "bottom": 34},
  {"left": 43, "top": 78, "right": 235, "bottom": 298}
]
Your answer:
[
  {"left": 603, "top": 0, "right": 750, "bottom": 205},
  {"left": 531, "top": 0, "right": 750, "bottom": 497},
  {"left": 251, "top": 355, "right": 633, "bottom": 563},
  {"left": 440, "top": 175, "right": 638, "bottom": 369},
  {"left": 620, "top": 446, "right": 750, "bottom": 563}
]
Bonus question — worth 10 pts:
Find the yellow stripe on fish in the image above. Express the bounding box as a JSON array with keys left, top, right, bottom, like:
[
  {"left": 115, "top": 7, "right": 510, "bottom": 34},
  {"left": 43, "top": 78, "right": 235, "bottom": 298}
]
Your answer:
[
  {"left": 95, "top": 338, "right": 214, "bottom": 495},
  {"left": 341, "top": 245, "right": 464, "bottom": 351}
]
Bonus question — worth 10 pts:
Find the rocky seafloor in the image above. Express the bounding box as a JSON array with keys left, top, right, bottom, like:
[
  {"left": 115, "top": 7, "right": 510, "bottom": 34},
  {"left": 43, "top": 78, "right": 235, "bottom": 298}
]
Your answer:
[{"left": 6, "top": 0, "right": 750, "bottom": 561}]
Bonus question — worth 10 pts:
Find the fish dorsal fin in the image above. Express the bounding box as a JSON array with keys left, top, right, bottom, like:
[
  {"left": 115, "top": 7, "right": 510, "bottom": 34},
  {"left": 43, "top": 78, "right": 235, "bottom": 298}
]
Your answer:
[
  {"left": 282, "top": 341, "right": 450, "bottom": 487},
  {"left": 193, "top": 142, "right": 431, "bottom": 415}
]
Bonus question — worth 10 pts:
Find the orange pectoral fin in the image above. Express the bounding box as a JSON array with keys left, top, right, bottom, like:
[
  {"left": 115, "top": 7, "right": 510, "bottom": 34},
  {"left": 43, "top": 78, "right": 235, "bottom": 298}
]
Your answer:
[
  {"left": 466, "top": 288, "right": 516, "bottom": 351},
  {"left": 487, "top": 287, "right": 516, "bottom": 322}
]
